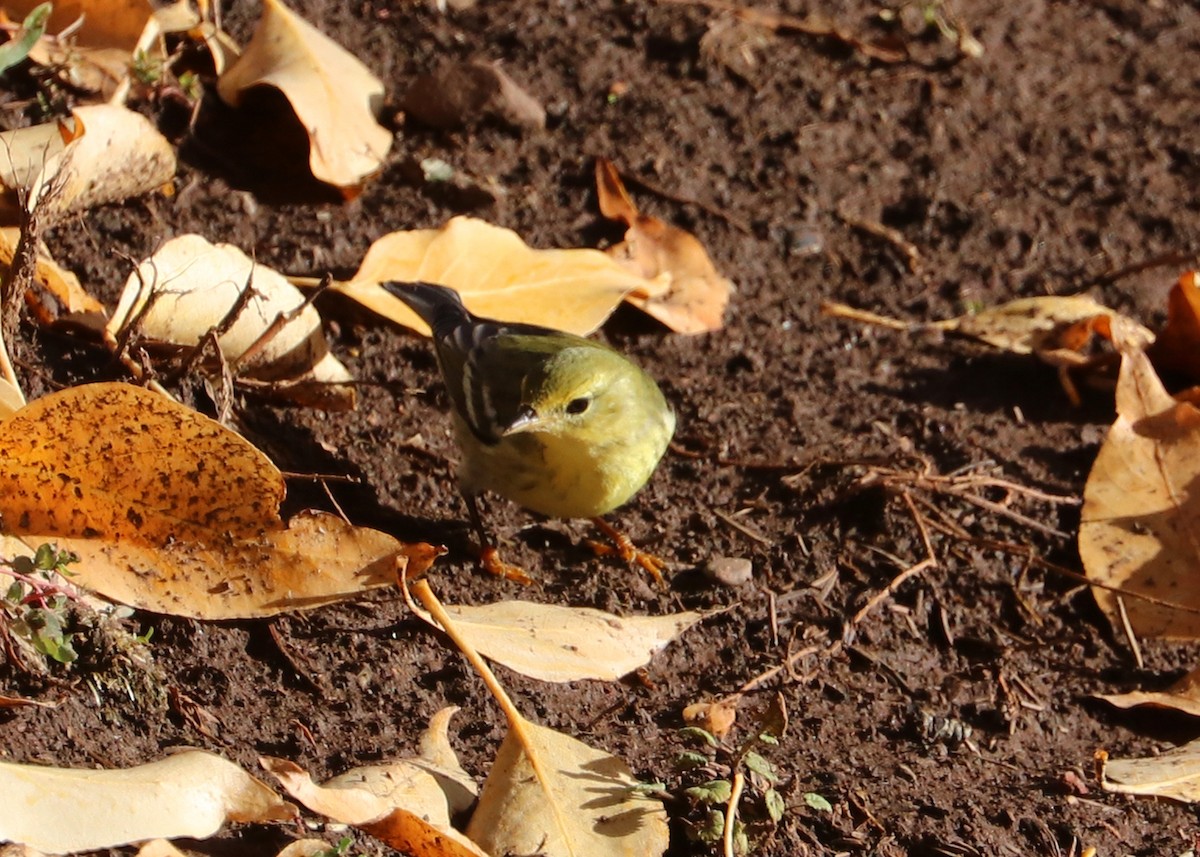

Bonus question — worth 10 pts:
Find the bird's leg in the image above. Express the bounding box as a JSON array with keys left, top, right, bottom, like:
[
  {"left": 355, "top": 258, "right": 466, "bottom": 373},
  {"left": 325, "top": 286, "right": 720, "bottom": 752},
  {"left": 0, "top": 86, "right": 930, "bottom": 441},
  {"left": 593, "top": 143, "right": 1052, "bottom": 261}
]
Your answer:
[
  {"left": 588, "top": 517, "right": 668, "bottom": 588},
  {"left": 464, "top": 492, "right": 533, "bottom": 585}
]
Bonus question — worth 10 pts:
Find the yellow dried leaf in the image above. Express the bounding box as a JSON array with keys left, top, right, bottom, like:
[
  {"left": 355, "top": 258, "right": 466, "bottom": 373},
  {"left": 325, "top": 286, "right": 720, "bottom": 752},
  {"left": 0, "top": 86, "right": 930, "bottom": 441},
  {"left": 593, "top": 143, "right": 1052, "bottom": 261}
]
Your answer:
[
  {"left": 410, "top": 598, "right": 701, "bottom": 682},
  {"left": 336, "top": 216, "right": 665, "bottom": 336},
  {"left": 595, "top": 159, "right": 732, "bottom": 334},
  {"left": 1079, "top": 348, "right": 1200, "bottom": 638},
  {"left": 0, "top": 750, "right": 295, "bottom": 854},
  {"left": 409, "top": 580, "right": 669, "bottom": 857},
  {"left": 108, "top": 234, "right": 354, "bottom": 408},
  {"left": 263, "top": 757, "right": 489, "bottom": 857},
  {"left": 0, "top": 105, "right": 175, "bottom": 225},
  {"left": 7, "top": 0, "right": 159, "bottom": 99},
  {"left": 1097, "top": 666, "right": 1200, "bottom": 718},
  {"left": 823, "top": 295, "right": 1154, "bottom": 356},
  {"left": 216, "top": 0, "right": 391, "bottom": 191},
  {"left": 466, "top": 718, "right": 669, "bottom": 857},
  {"left": 0, "top": 383, "right": 430, "bottom": 619},
  {"left": 0, "top": 227, "right": 99, "bottom": 316},
  {"left": 1099, "top": 738, "right": 1200, "bottom": 803}
]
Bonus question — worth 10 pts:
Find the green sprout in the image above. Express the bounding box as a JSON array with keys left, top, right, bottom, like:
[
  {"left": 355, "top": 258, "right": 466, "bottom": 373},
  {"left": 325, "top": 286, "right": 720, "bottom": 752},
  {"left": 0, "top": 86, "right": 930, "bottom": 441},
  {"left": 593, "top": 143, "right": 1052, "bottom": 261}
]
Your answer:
[{"left": 670, "top": 699, "right": 797, "bottom": 855}]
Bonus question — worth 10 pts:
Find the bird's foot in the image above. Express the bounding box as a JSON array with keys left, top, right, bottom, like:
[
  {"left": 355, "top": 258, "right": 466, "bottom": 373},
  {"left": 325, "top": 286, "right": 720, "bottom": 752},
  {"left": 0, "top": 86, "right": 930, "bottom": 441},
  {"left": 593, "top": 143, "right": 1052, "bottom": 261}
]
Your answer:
[
  {"left": 477, "top": 544, "right": 534, "bottom": 585},
  {"left": 587, "top": 517, "right": 668, "bottom": 588}
]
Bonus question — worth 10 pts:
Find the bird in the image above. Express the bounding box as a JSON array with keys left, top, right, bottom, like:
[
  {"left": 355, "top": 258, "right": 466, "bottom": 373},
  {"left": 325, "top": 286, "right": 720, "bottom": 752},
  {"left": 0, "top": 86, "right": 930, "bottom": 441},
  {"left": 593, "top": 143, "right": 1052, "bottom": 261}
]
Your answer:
[{"left": 383, "top": 281, "right": 675, "bottom": 585}]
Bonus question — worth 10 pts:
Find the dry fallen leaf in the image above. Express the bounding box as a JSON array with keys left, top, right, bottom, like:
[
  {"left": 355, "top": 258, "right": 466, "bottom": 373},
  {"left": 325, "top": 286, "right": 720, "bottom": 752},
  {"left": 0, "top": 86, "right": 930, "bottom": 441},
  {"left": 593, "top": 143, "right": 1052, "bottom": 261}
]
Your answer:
[
  {"left": 823, "top": 295, "right": 1155, "bottom": 403},
  {"left": 0, "top": 750, "right": 295, "bottom": 854},
  {"left": 108, "top": 234, "right": 354, "bottom": 408},
  {"left": 1079, "top": 347, "right": 1200, "bottom": 638},
  {"left": 5, "top": 0, "right": 159, "bottom": 99},
  {"left": 403, "top": 61, "right": 546, "bottom": 130},
  {"left": 595, "top": 158, "right": 732, "bottom": 334},
  {"left": 0, "top": 226, "right": 100, "bottom": 318},
  {"left": 0, "top": 383, "right": 433, "bottom": 619},
  {"left": 415, "top": 706, "right": 479, "bottom": 815},
  {"left": 466, "top": 717, "right": 669, "bottom": 857},
  {"left": 682, "top": 696, "right": 739, "bottom": 740},
  {"left": 1098, "top": 739, "right": 1200, "bottom": 803},
  {"left": 411, "top": 580, "right": 670, "bottom": 857},
  {"left": 134, "top": 840, "right": 189, "bottom": 857},
  {"left": 263, "top": 756, "right": 488, "bottom": 857},
  {"left": 335, "top": 215, "right": 666, "bottom": 336},
  {"left": 0, "top": 105, "right": 175, "bottom": 225},
  {"left": 410, "top": 598, "right": 701, "bottom": 683},
  {"left": 1097, "top": 666, "right": 1200, "bottom": 718},
  {"left": 216, "top": 0, "right": 391, "bottom": 191},
  {"left": 1148, "top": 271, "right": 1200, "bottom": 385}
]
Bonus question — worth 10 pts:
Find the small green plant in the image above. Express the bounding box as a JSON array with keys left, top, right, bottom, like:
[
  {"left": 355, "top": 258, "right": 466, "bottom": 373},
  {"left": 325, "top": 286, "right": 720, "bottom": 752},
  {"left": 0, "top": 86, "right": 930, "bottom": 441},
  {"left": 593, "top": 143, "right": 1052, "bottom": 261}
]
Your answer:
[
  {"left": 671, "top": 706, "right": 792, "bottom": 854},
  {"left": 0, "top": 543, "right": 83, "bottom": 666},
  {"left": 314, "top": 837, "right": 355, "bottom": 857}
]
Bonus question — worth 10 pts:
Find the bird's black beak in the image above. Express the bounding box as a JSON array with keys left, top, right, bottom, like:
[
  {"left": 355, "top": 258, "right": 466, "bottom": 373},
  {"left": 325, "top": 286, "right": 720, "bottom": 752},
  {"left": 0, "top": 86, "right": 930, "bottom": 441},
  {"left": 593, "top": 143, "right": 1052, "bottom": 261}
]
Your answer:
[{"left": 502, "top": 405, "right": 541, "bottom": 435}]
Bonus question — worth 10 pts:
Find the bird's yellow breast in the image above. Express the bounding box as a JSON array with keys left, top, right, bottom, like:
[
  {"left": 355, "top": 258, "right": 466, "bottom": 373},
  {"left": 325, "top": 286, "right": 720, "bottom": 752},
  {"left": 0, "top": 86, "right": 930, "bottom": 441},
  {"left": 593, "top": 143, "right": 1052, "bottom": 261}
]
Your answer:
[{"left": 454, "top": 405, "right": 674, "bottom": 519}]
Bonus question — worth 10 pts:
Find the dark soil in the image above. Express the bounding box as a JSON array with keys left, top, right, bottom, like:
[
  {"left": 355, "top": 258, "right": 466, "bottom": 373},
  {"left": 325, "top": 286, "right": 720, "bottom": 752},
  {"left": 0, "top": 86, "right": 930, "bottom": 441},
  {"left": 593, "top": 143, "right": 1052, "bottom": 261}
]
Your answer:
[{"left": 4, "top": 0, "right": 1200, "bottom": 854}]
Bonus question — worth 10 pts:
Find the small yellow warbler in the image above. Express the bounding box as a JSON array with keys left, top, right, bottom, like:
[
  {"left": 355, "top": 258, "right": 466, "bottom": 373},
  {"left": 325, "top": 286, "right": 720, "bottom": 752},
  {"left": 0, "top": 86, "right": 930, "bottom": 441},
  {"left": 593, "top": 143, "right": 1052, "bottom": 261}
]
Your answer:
[{"left": 384, "top": 282, "right": 675, "bottom": 584}]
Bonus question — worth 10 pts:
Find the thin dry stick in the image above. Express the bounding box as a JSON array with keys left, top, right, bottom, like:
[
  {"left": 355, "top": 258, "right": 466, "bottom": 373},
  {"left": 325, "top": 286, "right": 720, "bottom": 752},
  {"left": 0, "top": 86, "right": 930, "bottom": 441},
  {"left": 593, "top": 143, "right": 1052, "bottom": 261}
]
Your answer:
[
  {"left": 231, "top": 274, "right": 333, "bottom": 373},
  {"left": 836, "top": 209, "right": 922, "bottom": 272},
  {"left": 407, "top": 577, "right": 575, "bottom": 842},
  {"left": 723, "top": 769, "right": 746, "bottom": 857},
  {"left": 1115, "top": 595, "right": 1144, "bottom": 670}
]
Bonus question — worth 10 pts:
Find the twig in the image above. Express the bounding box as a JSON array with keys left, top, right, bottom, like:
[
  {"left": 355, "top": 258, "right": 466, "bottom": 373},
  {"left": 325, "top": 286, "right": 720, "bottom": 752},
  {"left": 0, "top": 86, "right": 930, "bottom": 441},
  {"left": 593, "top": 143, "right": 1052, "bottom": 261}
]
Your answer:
[
  {"left": 1091, "top": 251, "right": 1196, "bottom": 287},
  {"left": 723, "top": 768, "right": 745, "bottom": 857},
  {"left": 836, "top": 209, "right": 922, "bottom": 272},
  {"left": 610, "top": 165, "right": 753, "bottom": 235},
  {"left": 231, "top": 274, "right": 333, "bottom": 373},
  {"left": 1114, "top": 595, "right": 1144, "bottom": 670},
  {"left": 713, "top": 509, "right": 772, "bottom": 545}
]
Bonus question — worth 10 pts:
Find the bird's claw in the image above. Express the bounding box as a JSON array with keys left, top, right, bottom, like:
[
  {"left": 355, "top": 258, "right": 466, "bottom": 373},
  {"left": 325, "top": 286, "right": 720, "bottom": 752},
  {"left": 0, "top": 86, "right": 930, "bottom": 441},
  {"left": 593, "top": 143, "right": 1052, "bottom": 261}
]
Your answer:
[
  {"left": 588, "top": 518, "right": 669, "bottom": 588},
  {"left": 478, "top": 544, "right": 534, "bottom": 585}
]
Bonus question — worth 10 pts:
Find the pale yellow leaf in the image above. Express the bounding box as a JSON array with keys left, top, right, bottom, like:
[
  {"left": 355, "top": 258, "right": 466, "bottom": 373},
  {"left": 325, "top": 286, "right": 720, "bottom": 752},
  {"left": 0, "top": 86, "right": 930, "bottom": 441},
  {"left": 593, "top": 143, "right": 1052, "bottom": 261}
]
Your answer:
[
  {"left": 134, "top": 840, "right": 189, "bottom": 857},
  {"left": 0, "top": 750, "right": 295, "bottom": 854},
  {"left": 595, "top": 159, "right": 732, "bottom": 335},
  {"left": 0, "top": 383, "right": 433, "bottom": 619},
  {"left": 416, "top": 706, "right": 478, "bottom": 815},
  {"left": 1099, "top": 738, "right": 1200, "bottom": 802},
  {"left": 0, "top": 105, "right": 175, "bottom": 224},
  {"left": 823, "top": 295, "right": 1154, "bottom": 356},
  {"left": 0, "top": 226, "right": 99, "bottom": 316},
  {"left": 1097, "top": 666, "right": 1200, "bottom": 718},
  {"left": 263, "top": 757, "right": 489, "bottom": 857},
  {"left": 216, "top": 0, "right": 391, "bottom": 190},
  {"left": 466, "top": 717, "right": 669, "bottom": 857},
  {"left": 274, "top": 840, "right": 336, "bottom": 857},
  {"left": 8, "top": 0, "right": 158, "bottom": 99},
  {"left": 0, "top": 377, "right": 23, "bottom": 419},
  {"left": 108, "top": 234, "right": 353, "bottom": 404},
  {"left": 336, "top": 216, "right": 666, "bottom": 336},
  {"left": 1079, "top": 348, "right": 1200, "bottom": 638},
  {"left": 412, "top": 599, "right": 700, "bottom": 682}
]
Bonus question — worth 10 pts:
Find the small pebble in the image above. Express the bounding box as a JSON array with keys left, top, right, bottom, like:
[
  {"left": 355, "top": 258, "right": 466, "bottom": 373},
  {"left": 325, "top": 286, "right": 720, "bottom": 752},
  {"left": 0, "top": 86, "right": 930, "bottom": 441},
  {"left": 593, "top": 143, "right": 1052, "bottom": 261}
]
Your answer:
[{"left": 704, "top": 555, "right": 753, "bottom": 586}]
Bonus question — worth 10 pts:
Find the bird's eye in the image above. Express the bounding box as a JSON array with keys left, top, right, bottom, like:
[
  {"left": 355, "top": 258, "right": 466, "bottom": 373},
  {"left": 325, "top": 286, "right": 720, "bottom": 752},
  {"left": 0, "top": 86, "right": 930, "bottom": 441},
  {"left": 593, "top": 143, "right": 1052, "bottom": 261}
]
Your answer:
[{"left": 565, "top": 396, "right": 591, "bottom": 415}]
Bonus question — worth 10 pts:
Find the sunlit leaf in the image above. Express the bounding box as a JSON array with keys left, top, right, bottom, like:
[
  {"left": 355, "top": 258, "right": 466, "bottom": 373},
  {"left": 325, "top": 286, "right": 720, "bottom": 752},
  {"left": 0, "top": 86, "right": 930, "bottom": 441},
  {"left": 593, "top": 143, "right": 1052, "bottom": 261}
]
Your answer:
[
  {"left": 216, "top": 0, "right": 391, "bottom": 191},
  {"left": 108, "top": 234, "right": 354, "bottom": 408},
  {"left": 1097, "top": 665, "right": 1200, "bottom": 718},
  {"left": 1079, "top": 348, "right": 1200, "bottom": 638},
  {"left": 410, "top": 598, "right": 701, "bottom": 682},
  {"left": 595, "top": 159, "right": 732, "bottom": 334},
  {"left": 0, "top": 383, "right": 432, "bottom": 619},
  {"left": 336, "top": 216, "right": 666, "bottom": 336},
  {"left": 0, "top": 750, "right": 295, "bottom": 854},
  {"left": 1098, "top": 740, "right": 1200, "bottom": 803}
]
